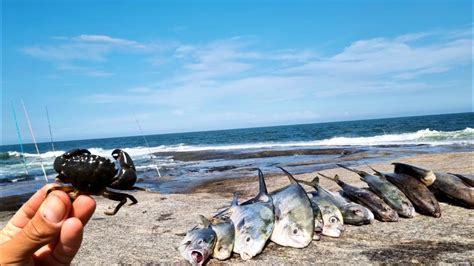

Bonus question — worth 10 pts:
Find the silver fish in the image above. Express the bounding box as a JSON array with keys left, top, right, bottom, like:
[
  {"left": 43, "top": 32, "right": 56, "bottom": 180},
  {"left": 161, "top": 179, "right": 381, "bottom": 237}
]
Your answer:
[
  {"left": 309, "top": 194, "right": 345, "bottom": 238},
  {"left": 338, "top": 164, "right": 415, "bottom": 218},
  {"left": 298, "top": 176, "right": 374, "bottom": 226},
  {"left": 270, "top": 167, "right": 315, "bottom": 247},
  {"left": 226, "top": 171, "right": 275, "bottom": 260},
  {"left": 178, "top": 222, "right": 217, "bottom": 266},
  {"left": 203, "top": 216, "right": 235, "bottom": 261},
  {"left": 320, "top": 172, "right": 399, "bottom": 222},
  {"left": 370, "top": 166, "right": 441, "bottom": 217}
]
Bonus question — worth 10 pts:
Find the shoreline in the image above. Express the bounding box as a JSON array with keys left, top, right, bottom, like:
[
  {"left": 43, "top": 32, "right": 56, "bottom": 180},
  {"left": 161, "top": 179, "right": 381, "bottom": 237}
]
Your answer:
[{"left": 0, "top": 151, "right": 473, "bottom": 264}]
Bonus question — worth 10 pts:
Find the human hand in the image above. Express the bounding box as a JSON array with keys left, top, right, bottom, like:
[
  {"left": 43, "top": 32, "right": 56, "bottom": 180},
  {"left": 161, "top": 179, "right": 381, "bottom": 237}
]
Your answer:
[{"left": 0, "top": 184, "right": 96, "bottom": 265}]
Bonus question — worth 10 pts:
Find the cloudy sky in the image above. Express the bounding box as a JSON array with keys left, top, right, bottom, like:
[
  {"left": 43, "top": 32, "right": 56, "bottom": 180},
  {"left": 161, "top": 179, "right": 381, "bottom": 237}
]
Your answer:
[{"left": 1, "top": 1, "right": 472, "bottom": 144}]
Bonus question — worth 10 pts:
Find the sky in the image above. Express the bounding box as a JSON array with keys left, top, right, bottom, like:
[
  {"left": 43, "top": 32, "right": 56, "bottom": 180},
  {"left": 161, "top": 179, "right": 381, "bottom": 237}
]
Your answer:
[{"left": 1, "top": 0, "right": 473, "bottom": 145}]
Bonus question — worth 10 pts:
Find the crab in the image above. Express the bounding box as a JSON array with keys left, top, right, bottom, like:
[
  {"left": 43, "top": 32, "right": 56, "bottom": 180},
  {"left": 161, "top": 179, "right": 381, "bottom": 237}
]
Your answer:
[{"left": 47, "top": 148, "right": 138, "bottom": 215}]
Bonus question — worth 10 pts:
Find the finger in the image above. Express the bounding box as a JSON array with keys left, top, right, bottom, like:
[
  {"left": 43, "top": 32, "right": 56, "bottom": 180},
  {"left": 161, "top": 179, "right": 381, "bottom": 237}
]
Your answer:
[
  {"left": 35, "top": 217, "right": 84, "bottom": 265},
  {"left": 0, "top": 191, "right": 71, "bottom": 263},
  {"left": 1, "top": 184, "right": 57, "bottom": 243},
  {"left": 8, "top": 184, "right": 57, "bottom": 229},
  {"left": 71, "top": 195, "right": 96, "bottom": 225}
]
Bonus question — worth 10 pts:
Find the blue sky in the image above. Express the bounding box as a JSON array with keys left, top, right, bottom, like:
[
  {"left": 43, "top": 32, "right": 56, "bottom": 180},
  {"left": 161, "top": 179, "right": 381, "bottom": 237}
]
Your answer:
[{"left": 1, "top": 0, "right": 472, "bottom": 144}]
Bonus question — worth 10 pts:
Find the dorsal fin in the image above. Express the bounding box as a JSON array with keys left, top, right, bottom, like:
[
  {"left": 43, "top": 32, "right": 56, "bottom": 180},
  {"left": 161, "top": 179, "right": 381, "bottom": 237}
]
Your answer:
[
  {"left": 276, "top": 166, "right": 297, "bottom": 184},
  {"left": 231, "top": 192, "right": 240, "bottom": 207},
  {"left": 198, "top": 214, "right": 211, "bottom": 227},
  {"left": 255, "top": 169, "right": 270, "bottom": 202}
]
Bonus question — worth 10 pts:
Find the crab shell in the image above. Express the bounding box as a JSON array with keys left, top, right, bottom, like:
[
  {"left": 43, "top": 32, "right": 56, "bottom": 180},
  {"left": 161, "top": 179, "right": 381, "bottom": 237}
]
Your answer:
[{"left": 54, "top": 153, "right": 118, "bottom": 195}]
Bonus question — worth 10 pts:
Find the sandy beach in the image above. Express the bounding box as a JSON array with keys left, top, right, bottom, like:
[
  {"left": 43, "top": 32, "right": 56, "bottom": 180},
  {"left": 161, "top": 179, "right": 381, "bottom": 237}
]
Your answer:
[{"left": 1, "top": 151, "right": 473, "bottom": 264}]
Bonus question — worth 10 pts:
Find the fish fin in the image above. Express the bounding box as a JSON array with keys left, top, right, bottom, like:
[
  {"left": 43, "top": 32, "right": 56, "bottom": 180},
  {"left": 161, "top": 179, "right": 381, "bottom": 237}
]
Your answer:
[
  {"left": 254, "top": 169, "right": 270, "bottom": 202},
  {"left": 276, "top": 166, "right": 297, "bottom": 184},
  {"left": 232, "top": 192, "right": 240, "bottom": 207},
  {"left": 368, "top": 165, "right": 383, "bottom": 176},
  {"left": 337, "top": 163, "right": 368, "bottom": 176},
  {"left": 297, "top": 176, "right": 319, "bottom": 189},
  {"left": 198, "top": 214, "right": 211, "bottom": 227}
]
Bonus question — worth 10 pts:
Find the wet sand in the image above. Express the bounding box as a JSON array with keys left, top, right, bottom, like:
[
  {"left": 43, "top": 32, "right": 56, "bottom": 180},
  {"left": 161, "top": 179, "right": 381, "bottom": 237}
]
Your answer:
[{"left": 1, "top": 151, "right": 473, "bottom": 264}]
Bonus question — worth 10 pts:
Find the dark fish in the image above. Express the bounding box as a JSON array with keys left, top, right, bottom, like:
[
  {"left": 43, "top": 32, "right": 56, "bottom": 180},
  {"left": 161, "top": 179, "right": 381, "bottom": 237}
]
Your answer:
[
  {"left": 298, "top": 176, "right": 374, "bottom": 226},
  {"left": 319, "top": 172, "right": 399, "bottom": 222},
  {"left": 432, "top": 173, "right": 474, "bottom": 208},
  {"left": 447, "top": 173, "right": 474, "bottom": 187},
  {"left": 338, "top": 164, "right": 415, "bottom": 218},
  {"left": 393, "top": 163, "right": 473, "bottom": 208},
  {"left": 370, "top": 166, "right": 441, "bottom": 217},
  {"left": 393, "top": 162, "right": 436, "bottom": 186}
]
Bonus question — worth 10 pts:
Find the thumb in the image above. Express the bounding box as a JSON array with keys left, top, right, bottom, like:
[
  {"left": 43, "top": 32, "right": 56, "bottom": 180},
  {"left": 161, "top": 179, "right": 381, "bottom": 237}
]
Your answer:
[{"left": 2, "top": 191, "right": 71, "bottom": 263}]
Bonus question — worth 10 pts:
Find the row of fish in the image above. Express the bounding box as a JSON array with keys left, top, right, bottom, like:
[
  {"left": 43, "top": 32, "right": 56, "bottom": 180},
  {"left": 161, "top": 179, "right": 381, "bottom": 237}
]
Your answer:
[{"left": 178, "top": 163, "right": 473, "bottom": 265}]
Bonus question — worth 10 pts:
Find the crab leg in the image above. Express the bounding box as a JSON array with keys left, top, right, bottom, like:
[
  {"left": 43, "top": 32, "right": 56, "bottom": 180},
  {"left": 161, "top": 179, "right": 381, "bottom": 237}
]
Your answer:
[
  {"left": 102, "top": 189, "right": 138, "bottom": 215},
  {"left": 47, "top": 185, "right": 82, "bottom": 201}
]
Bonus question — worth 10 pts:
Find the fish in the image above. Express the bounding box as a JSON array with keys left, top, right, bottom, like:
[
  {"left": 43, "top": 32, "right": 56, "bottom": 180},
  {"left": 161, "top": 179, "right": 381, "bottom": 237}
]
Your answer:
[
  {"left": 268, "top": 167, "right": 314, "bottom": 248},
  {"left": 298, "top": 176, "right": 374, "bottom": 226},
  {"left": 370, "top": 166, "right": 441, "bottom": 217},
  {"left": 319, "top": 172, "right": 399, "bottom": 222},
  {"left": 223, "top": 170, "right": 275, "bottom": 261},
  {"left": 392, "top": 163, "right": 473, "bottom": 208},
  {"left": 448, "top": 173, "right": 474, "bottom": 187},
  {"left": 202, "top": 216, "right": 235, "bottom": 261},
  {"left": 392, "top": 162, "right": 436, "bottom": 186},
  {"left": 338, "top": 164, "right": 415, "bottom": 218},
  {"left": 309, "top": 190, "right": 345, "bottom": 237},
  {"left": 178, "top": 220, "right": 217, "bottom": 266}
]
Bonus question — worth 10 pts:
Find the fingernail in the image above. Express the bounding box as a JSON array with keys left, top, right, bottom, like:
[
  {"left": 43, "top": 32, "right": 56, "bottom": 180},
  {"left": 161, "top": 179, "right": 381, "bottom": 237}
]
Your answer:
[{"left": 42, "top": 194, "right": 66, "bottom": 223}]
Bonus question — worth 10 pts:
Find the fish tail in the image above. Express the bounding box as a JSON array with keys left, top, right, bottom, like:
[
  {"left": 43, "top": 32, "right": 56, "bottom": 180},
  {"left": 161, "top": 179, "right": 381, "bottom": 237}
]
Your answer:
[
  {"left": 318, "top": 172, "right": 343, "bottom": 186},
  {"left": 337, "top": 163, "right": 366, "bottom": 176},
  {"left": 277, "top": 166, "right": 297, "bottom": 184},
  {"left": 368, "top": 165, "right": 383, "bottom": 176},
  {"left": 198, "top": 214, "right": 211, "bottom": 227}
]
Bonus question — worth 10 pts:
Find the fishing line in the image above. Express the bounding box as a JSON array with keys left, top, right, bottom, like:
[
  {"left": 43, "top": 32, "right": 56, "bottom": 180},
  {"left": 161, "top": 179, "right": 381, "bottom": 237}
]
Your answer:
[{"left": 134, "top": 113, "right": 162, "bottom": 178}]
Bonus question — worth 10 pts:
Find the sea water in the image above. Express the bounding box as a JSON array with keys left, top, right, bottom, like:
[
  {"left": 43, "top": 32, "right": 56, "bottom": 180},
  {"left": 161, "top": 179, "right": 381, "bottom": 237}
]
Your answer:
[{"left": 1, "top": 112, "right": 473, "bottom": 196}]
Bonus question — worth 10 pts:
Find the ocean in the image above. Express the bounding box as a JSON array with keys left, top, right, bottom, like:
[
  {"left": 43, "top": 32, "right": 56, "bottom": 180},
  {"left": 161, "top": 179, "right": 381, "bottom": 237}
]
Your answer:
[{"left": 1, "top": 112, "right": 473, "bottom": 197}]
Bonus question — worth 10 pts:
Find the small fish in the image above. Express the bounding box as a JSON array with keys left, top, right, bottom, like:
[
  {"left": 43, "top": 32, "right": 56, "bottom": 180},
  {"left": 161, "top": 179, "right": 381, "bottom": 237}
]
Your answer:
[
  {"left": 202, "top": 216, "right": 235, "bottom": 261},
  {"left": 309, "top": 191, "right": 345, "bottom": 237},
  {"left": 298, "top": 176, "right": 374, "bottom": 226},
  {"left": 370, "top": 166, "right": 441, "bottom": 217},
  {"left": 178, "top": 221, "right": 217, "bottom": 266},
  {"left": 269, "top": 167, "right": 314, "bottom": 248},
  {"left": 393, "top": 162, "right": 436, "bottom": 186},
  {"left": 338, "top": 164, "right": 415, "bottom": 218},
  {"left": 448, "top": 173, "right": 474, "bottom": 187},
  {"left": 224, "top": 170, "right": 275, "bottom": 260},
  {"left": 319, "top": 172, "right": 399, "bottom": 222}
]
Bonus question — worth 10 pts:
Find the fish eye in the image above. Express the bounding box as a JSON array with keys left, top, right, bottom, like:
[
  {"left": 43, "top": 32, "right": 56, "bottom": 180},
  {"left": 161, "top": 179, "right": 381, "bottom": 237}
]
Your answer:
[
  {"left": 353, "top": 209, "right": 362, "bottom": 215},
  {"left": 198, "top": 239, "right": 203, "bottom": 245},
  {"left": 218, "top": 247, "right": 223, "bottom": 252},
  {"left": 329, "top": 216, "right": 338, "bottom": 224},
  {"left": 246, "top": 237, "right": 251, "bottom": 242},
  {"left": 293, "top": 228, "right": 298, "bottom": 234}
]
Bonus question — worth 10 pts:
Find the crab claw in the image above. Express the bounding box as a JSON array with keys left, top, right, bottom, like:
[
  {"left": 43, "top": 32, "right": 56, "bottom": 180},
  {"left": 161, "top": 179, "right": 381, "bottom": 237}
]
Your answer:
[{"left": 111, "top": 149, "right": 135, "bottom": 170}]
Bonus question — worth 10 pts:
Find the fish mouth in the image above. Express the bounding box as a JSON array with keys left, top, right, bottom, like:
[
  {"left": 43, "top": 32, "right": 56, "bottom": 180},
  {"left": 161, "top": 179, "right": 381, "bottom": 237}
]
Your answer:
[
  {"left": 241, "top": 252, "right": 253, "bottom": 261},
  {"left": 314, "top": 227, "right": 323, "bottom": 241},
  {"left": 191, "top": 250, "right": 205, "bottom": 265}
]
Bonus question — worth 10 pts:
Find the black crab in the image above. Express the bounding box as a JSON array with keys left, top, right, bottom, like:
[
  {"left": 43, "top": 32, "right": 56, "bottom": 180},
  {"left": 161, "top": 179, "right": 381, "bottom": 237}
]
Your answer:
[{"left": 47, "top": 148, "right": 138, "bottom": 215}]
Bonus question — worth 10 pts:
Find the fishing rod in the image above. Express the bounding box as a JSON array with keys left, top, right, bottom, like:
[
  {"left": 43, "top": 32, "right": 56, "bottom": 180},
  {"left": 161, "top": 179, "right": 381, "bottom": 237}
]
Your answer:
[
  {"left": 21, "top": 99, "right": 49, "bottom": 182},
  {"left": 45, "top": 106, "right": 55, "bottom": 152},
  {"left": 11, "top": 101, "right": 29, "bottom": 175},
  {"left": 134, "top": 114, "right": 162, "bottom": 178}
]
